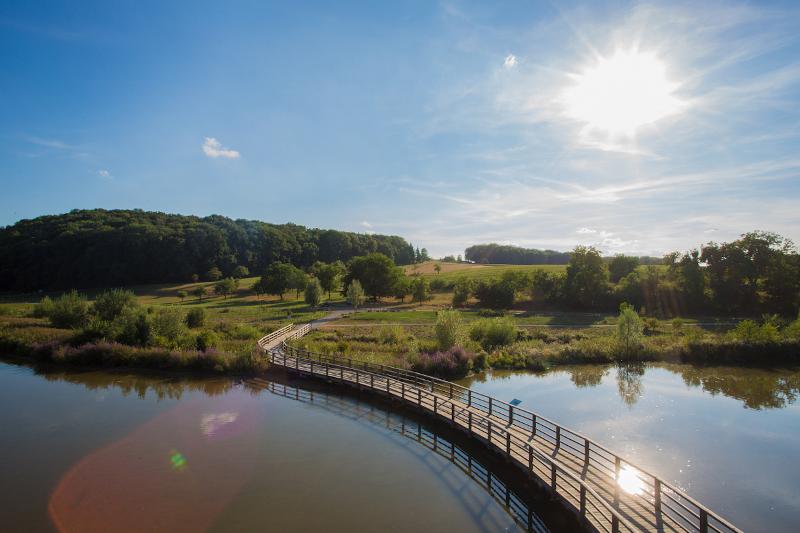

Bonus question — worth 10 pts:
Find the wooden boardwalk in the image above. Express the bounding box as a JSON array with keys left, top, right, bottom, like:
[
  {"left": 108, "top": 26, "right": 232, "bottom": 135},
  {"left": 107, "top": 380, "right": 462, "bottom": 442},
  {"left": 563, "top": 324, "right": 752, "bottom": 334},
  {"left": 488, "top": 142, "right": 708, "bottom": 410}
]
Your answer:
[{"left": 261, "top": 326, "right": 741, "bottom": 533}]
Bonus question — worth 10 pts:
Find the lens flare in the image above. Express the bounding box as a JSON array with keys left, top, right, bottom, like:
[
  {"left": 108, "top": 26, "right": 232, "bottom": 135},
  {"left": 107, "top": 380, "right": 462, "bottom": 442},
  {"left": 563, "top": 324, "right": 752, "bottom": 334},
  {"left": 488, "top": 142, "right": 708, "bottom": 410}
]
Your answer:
[
  {"left": 170, "top": 450, "right": 187, "bottom": 471},
  {"left": 616, "top": 464, "right": 645, "bottom": 495}
]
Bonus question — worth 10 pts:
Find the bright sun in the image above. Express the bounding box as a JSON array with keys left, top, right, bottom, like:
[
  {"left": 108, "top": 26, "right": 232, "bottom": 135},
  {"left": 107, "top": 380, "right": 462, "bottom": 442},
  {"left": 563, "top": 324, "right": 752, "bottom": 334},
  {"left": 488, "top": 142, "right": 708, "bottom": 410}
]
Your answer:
[{"left": 563, "top": 49, "right": 682, "bottom": 135}]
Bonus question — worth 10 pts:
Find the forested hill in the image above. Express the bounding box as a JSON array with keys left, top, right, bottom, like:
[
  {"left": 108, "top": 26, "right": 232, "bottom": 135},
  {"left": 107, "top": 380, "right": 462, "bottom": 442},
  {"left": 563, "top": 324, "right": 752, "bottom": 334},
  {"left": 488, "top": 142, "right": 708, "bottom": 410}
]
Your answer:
[
  {"left": 0, "top": 209, "right": 415, "bottom": 291},
  {"left": 464, "top": 243, "right": 571, "bottom": 264}
]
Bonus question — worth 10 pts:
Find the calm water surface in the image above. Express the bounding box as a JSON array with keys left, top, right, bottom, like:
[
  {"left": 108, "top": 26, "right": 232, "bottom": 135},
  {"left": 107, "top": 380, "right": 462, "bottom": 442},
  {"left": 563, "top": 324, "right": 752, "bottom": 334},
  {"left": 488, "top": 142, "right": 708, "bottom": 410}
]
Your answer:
[
  {"left": 458, "top": 363, "right": 800, "bottom": 532},
  {"left": 0, "top": 360, "right": 581, "bottom": 533}
]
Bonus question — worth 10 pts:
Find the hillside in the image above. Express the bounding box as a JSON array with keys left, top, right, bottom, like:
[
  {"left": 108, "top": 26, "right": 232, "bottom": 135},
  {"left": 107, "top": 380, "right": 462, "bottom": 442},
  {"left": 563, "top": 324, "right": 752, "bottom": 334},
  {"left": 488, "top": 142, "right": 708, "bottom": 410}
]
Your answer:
[{"left": 0, "top": 209, "right": 415, "bottom": 291}]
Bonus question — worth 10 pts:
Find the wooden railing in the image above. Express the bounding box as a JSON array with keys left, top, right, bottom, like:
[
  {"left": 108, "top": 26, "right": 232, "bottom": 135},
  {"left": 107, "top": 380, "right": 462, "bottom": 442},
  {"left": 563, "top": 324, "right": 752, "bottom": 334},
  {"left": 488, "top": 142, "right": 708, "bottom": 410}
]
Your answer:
[
  {"left": 262, "top": 380, "right": 551, "bottom": 532},
  {"left": 256, "top": 324, "right": 294, "bottom": 350},
  {"left": 270, "top": 346, "right": 640, "bottom": 533},
  {"left": 275, "top": 344, "right": 741, "bottom": 533}
]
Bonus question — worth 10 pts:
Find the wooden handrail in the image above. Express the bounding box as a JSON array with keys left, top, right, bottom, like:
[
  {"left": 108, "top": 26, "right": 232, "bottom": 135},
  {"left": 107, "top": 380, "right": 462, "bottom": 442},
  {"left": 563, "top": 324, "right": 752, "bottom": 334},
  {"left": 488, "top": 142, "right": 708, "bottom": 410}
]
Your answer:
[{"left": 277, "top": 343, "right": 741, "bottom": 533}]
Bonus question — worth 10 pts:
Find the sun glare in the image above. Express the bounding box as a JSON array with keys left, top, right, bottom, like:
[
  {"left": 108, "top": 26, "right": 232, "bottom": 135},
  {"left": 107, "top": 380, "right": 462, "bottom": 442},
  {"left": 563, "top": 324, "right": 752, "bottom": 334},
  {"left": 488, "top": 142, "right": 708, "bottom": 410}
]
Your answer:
[{"left": 563, "top": 49, "right": 682, "bottom": 135}]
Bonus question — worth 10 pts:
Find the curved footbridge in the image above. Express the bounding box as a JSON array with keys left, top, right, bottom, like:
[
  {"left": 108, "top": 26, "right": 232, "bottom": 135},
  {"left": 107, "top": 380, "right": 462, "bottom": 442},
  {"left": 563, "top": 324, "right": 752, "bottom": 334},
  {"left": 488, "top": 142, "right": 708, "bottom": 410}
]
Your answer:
[{"left": 258, "top": 323, "right": 740, "bottom": 533}]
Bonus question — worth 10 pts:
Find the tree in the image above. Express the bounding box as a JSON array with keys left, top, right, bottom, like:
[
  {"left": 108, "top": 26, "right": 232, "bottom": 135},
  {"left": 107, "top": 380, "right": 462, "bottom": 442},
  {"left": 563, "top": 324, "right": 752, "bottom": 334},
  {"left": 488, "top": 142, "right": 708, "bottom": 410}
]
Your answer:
[
  {"left": 474, "top": 279, "right": 515, "bottom": 309},
  {"left": 435, "top": 310, "right": 465, "bottom": 351},
  {"left": 609, "top": 255, "right": 639, "bottom": 283},
  {"left": 42, "top": 290, "right": 91, "bottom": 329},
  {"left": 214, "top": 277, "right": 237, "bottom": 299},
  {"left": 434, "top": 263, "right": 442, "bottom": 275},
  {"left": 232, "top": 265, "right": 250, "bottom": 279},
  {"left": 176, "top": 290, "right": 188, "bottom": 303},
  {"left": 344, "top": 253, "right": 403, "bottom": 301},
  {"left": 393, "top": 277, "right": 411, "bottom": 302},
  {"left": 530, "top": 270, "right": 565, "bottom": 305},
  {"left": 616, "top": 303, "right": 644, "bottom": 354},
  {"left": 314, "top": 261, "right": 345, "bottom": 299},
  {"left": 258, "top": 262, "right": 296, "bottom": 300},
  {"left": 452, "top": 278, "right": 473, "bottom": 307},
  {"left": 288, "top": 266, "right": 309, "bottom": 299},
  {"left": 565, "top": 246, "right": 608, "bottom": 309},
  {"left": 412, "top": 277, "right": 429, "bottom": 305},
  {"left": 205, "top": 267, "right": 223, "bottom": 281},
  {"left": 191, "top": 286, "right": 206, "bottom": 302},
  {"left": 346, "top": 279, "right": 365, "bottom": 312},
  {"left": 305, "top": 277, "right": 323, "bottom": 308},
  {"left": 92, "top": 289, "right": 138, "bottom": 321}
]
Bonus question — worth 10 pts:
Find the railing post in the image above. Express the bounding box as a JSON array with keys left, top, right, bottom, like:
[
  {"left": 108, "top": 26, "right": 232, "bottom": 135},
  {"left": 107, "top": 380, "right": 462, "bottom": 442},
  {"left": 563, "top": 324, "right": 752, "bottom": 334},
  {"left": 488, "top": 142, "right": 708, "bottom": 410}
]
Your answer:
[
  {"left": 401, "top": 382, "right": 405, "bottom": 400},
  {"left": 433, "top": 396, "right": 437, "bottom": 414},
  {"left": 417, "top": 388, "right": 421, "bottom": 406},
  {"left": 550, "top": 463, "right": 557, "bottom": 489},
  {"left": 528, "top": 446, "right": 533, "bottom": 470},
  {"left": 506, "top": 431, "right": 511, "bottom": 454},
  {"left": 614, "top": 457, "right": 621, "bottom": 505},
  {"left": 449, "top": 382, "right": 453, "bottom": 399},
  {"left": 612, "top": 515, "right": 619, "bottom": 533},
  {"left": 584, "top": 439, "right": 590, "bottom": 466},
  {"left": 488, "top": 420, "right": 492, "bottom": 444},
  {"left": 489, "top": 396, "right": 493, "bottom": 416},
  {"left": 468, "top": 411, "right": 473, "bottom": 433},
  {"left": 700, "top": 510, "right": 709, "bottom": 533},
  {"left": 451, "top": 402, "right": 455, "bottom": 421},
  {"left": 580, "top": 485, "right": 586, "bottom": 517},
  {"left": 531, "top": 414, "right": 536, "bottom": 438},
  {"left": 370, "top": 374, "right": 374, "bottom": 389},
  {"left": 326, "top": 362, "right": 329, "bottom": 377},
  {"left": 654, "top": 479, "right": 662, "bottom": 516},
  {"left": 509, "top": 405, "right": 514, "bottom": 425},
  {"left": 468, "top": 389, "right": 472, "bottom": 406}
]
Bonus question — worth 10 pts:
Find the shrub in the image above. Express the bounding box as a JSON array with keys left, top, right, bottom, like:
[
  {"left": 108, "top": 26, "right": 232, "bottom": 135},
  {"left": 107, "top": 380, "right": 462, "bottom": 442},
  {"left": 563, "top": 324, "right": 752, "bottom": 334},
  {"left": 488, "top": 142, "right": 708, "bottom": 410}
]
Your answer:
[
  {"left": 378, "top": 324, "right": 405, "bottom": 344},
  {"left": 616, "top": 303, "right": 644, "bottom": 354},
  {"left": 221, "top": 323, "right": 262, "bottom": 340},
  {"left": 411, "top": 346, "right": 474, "bottom": 379},
  {"left": 434, "top": 309, "right": 465, "bottom": 351},
  {"left": 784, "top": 317, "right": 800, "bottom": 340},
  {"left": 92, "top": 289, "right": 138, "bottom": 321},
  {"left": 151, "top": 308, "right": 187, "bottom": 346},
  {"left": 473, "top": 279, "right": 515, "bottom": 309},
  {"left": 232, "top": 265, "right": 250, "bottom": 278},
  {"left": 469, "top": 317, "right": 517, "bottom": 350},
  {"left": 33, "top": 296, "right": 54, "bottom": 318},
  {"left": 196, "top": 330, "right": 220, "bottom": 352},
  {"left": 115, "top": 308, "right": 153, "bottom": 346},
  {"left": 46, "top": 291, "right": 91, "bottom": 329},
  {"left": 186, "top": 308, "right": 206, "bottom": 328},
  {"left": 452, "top": 278, "right": 473, "bottom": 307},
  {"left": 731, "top": 319, "right": 780, "bottom": 343}
]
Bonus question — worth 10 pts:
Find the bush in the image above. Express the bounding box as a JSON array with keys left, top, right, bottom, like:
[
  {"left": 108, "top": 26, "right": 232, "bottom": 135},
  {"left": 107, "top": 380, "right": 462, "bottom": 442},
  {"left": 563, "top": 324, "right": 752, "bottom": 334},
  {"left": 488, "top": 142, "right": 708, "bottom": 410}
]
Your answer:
[
  {"left": 434, "top": 310, "right": 465, "bottom": 351},
  {"left": 45, "top": 291, "right": 91, "bottom": 329},
  {"left": 616, "top": 303, "right": 644, "bottom": 354},
  {"left": 115, "top": 308, "right": 153, "bottom": 346},
  {"left": 473, "top": 279, "right": 515, "bottom": 309},
  {"left": 469, "top": 317, "right": 517, "bottom": 351},
  {"left": 196, "top": 330, "right": 220, "bottom": 352},
  {"left": 151, "top": 308, "right": 187, "bottom": 347},
  {"left": 731, "top": 319, "right": 780, "bottom": 343},
  {"left": 411, "top": 346, "right": 474, "bottom": 379},
  {"left": 186, "top": 308, "right": 206, "bottom": 328},
  {"left": 33, "top": 297, "right": 54, "bottom": 318},
  {"left": 93, "top": 289, "right": 138, "bottom": 321},
  {"left": 784, "top": 318, "right": 800, "bottom": 340},
  {"left": 452, "top": 278, "right": 473, "bottom": 307},
  {"left": 378, "top": 324, "right": 405, "bottom": 344}
]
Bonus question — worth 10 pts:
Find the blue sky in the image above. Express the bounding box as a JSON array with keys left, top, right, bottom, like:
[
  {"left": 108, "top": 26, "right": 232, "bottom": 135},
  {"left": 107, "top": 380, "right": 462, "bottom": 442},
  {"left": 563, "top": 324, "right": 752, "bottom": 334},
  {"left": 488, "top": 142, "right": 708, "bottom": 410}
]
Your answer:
[{"left": 2, "top": 0, "right": 800, "bottom": 257}]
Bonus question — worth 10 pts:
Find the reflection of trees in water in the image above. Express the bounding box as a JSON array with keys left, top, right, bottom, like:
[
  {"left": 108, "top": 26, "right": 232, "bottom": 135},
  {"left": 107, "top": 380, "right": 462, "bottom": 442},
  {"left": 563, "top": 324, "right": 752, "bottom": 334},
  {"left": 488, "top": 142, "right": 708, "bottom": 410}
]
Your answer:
[
  {"left": 566, "top": 365, "right": 609, "bottom": 388},
  {"left": 616, "top": 363, "right": 645, "bottom": 407},
  {"left": 35, "top": 368, "right": 236, "bottom": 400},
  {"left": 674, "top": 365, "right": 800, "bottom": 410}
]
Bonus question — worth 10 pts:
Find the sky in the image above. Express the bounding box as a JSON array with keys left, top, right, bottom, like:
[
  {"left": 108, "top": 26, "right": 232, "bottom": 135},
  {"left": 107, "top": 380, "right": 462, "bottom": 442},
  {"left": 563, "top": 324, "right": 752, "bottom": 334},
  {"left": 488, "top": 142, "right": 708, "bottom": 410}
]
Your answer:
[{"left": 2, "top": 0, "right": 800, "bottom": 258}]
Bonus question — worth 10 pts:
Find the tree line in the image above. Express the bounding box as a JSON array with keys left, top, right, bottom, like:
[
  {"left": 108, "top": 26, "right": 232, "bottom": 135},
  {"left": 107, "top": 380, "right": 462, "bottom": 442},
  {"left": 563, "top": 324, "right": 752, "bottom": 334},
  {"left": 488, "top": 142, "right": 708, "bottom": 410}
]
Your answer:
[
  {"left": 463, "top": 242, "right": 662, "bottom": 266},
  {"left": 457, "top": 232, "right": 800, "bottom": 316},
  {"left": 0, "top": 209, "right": 416, "bottom": 291}
]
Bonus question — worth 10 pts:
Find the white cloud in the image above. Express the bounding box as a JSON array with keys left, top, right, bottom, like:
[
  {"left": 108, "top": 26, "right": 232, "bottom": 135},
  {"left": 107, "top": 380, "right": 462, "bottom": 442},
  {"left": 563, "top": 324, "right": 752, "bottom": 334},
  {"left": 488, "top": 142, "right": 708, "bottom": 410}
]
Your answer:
[
  {"left": 202, "top": 137, "right": 240, "bottom": 159},
  {"left": 97, "top": 169, "right": 112, "bottom": 179},
  {"left": 576, "top": 227, "right": 597, "bottom": 234},
  {"left": 503, "top": 54, "right": 518, "bottom": 69},
  {"left": 360, "top": 221, "right": 373, "bottom": 228}
]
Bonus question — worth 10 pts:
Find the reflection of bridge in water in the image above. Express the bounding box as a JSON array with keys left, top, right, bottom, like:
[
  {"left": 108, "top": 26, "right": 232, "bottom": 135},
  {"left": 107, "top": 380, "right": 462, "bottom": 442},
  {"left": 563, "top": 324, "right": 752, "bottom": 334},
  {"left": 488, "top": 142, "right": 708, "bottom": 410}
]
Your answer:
[
  {"left": 250, "top": 377, "right": 552, "bottom": 533},
  {"left": 260, "top": 324, "right": 741, "bottom": 533}
]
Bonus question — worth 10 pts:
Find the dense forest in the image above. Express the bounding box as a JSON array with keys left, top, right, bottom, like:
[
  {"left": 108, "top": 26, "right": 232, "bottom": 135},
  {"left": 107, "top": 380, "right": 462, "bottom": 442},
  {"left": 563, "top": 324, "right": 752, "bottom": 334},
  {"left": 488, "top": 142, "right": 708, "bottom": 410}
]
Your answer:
[
  {"left": 0, "top": 209, "right": 415, "bottom": 291},
  {"left": 465, "top": 243, "right": 662, "bottom": 265},
  {"left": 465, "top": 243, "right": 571, "bottom": 264}
]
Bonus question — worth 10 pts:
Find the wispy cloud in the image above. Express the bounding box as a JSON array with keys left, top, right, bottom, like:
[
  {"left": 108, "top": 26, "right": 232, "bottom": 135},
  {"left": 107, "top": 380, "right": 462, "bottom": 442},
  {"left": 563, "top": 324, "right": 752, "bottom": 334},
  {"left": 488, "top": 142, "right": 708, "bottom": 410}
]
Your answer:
[
  {"left": 202, "top": 137, "right": 240, "bottom": 159},
  {"left": 97, "top": 169, "right": 112, "bottom": 179},
  {"left": 503, "top": 54, "right": 518, "bottom": 69},
  {"left": 360, "top": 220, "right": 373, "bottom": 229}
]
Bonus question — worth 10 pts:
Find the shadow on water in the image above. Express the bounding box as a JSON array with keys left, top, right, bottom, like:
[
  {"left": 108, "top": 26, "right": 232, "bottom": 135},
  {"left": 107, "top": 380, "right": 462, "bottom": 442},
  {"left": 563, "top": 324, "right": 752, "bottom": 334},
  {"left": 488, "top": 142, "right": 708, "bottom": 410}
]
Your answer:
[{"left": 247, "top": 373, "right": 586, "bottom": 533}]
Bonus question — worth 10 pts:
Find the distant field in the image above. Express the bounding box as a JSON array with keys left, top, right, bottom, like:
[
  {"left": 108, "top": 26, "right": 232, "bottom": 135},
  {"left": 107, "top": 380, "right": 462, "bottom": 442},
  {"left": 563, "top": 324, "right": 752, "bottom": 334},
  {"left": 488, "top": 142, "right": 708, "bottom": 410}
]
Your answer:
[{"left": 404, "top": 262, "right": 566, "bottom": 282}]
